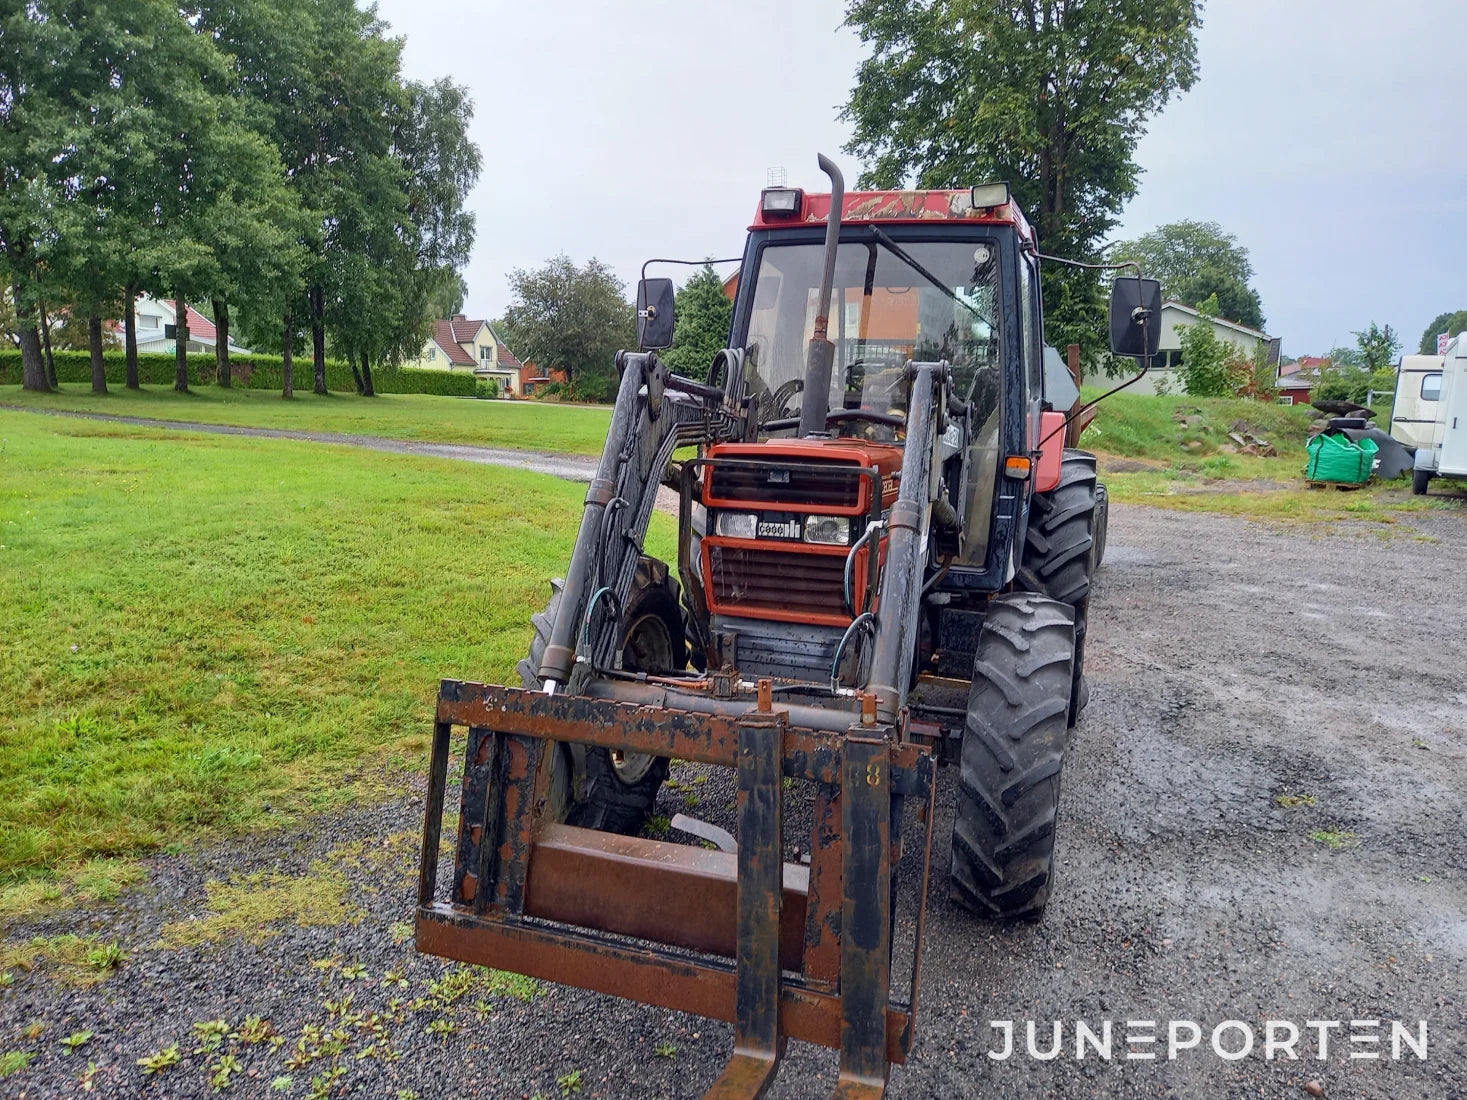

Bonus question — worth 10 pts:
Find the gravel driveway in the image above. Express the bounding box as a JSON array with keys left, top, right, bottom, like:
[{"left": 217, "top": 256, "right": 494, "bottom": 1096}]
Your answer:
[{"left": 4, "top": 502, "right": 1465, "bottom": 1099}]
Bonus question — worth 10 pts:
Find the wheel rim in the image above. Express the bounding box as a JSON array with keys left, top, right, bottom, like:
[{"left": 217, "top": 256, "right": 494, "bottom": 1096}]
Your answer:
[{"left": 610, "top": 612, "right": 674, "bottom": 785}]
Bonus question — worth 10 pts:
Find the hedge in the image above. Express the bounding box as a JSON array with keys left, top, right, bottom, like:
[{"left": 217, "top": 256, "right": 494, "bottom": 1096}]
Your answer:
[{"left": 0, "top": 349, "right": 478, "bottom": 397}]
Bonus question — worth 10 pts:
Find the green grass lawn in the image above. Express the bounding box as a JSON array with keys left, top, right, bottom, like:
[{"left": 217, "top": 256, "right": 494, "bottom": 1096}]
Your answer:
[
  {"left": 0, "top": 383, "right": 613, "bottom": 455},
  {"left": 0, "top": 411, "right": 671, "bottom": 911}
]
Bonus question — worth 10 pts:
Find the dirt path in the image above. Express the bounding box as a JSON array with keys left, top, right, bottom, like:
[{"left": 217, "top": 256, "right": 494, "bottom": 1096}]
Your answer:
[
  {"left": 0, "top": 403, "right": 601, "bottom": 481},
  {"left": 4, "top": 507, "right": 1465, "bottom": 1098}
]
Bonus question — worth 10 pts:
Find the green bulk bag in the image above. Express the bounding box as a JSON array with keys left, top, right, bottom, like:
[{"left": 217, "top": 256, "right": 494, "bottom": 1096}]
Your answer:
[{"left": 1306, "top": 432, "right": 1379, "bottom": 484}]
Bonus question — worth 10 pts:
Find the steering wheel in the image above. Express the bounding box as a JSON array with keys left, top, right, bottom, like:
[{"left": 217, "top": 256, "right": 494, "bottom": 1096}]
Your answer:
[
  {"left": 828, "top": 409, "right": 905, "bottom": 429},
  {"left": 760, "top": 407, "right": 906, "bottom": 434}
]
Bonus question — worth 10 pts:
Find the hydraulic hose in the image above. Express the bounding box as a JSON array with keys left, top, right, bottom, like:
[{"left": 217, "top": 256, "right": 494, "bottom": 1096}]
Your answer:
[
  {"left": 830, "top": 611, "right": 877, "bottom": 693},
  {"left": 844, "top": 520, "right": 884, "bottom": 616}
]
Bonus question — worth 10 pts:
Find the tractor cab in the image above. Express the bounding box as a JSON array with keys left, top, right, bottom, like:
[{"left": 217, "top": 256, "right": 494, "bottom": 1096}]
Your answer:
[{"left": 644, "top": 181, "right": 1050, "bottom": 692}]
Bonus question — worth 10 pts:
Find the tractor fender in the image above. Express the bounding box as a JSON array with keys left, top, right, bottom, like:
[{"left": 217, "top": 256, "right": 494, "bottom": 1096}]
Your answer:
[{"left": 1034, "top": 410, "right": 1067, "bottom": 492}]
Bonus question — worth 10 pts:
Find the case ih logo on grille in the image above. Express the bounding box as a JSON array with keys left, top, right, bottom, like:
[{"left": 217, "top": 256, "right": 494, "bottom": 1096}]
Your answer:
[
  {"left": 757, "top": 518, "right": 801, "bottom": 539},
  {"left": 766, "top": 469, "right": 791, "bottom": 484}
]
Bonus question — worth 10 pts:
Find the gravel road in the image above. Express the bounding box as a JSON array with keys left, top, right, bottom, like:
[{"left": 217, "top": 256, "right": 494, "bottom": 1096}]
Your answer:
[
  {"left": 0, "top": 405, "right": 602, "bottom": 482},
  {"left": 4, "top": 501, "right": 1465, "bottom": 1100}
]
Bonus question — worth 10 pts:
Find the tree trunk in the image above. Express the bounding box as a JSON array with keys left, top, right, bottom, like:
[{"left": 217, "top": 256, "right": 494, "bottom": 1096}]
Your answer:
[
  {"left": 13, "top": 282, "right": 48, "bottom": 392},
  {"left": 17, "top": 326, "right": 47, "bottom": 391},
  {"left": 214, "top": 298, "right": 231, "bottom": 387},
  {"left": 124, "top": 284, "right": 139, "bottom": 388},
  {"left": 360, "top": 349, "right": 376, "bottom": 397},
  {"left": 349, "top": 359, "right": 364, "bottom": 394},
  {"left": 88, "top": 310, "right": 107, "bottom": 395},
  {"left": 282, "top": 305, "right": 294, "bottom": 398},
  {"left": 310, "top": 285, "right": 327, "bottom": 394},
  {"left": 173, "top": 295, "right": 190, "bottom": 392},
  {"left": 38, "top": 300, "right": 56, "bottom": 387}
]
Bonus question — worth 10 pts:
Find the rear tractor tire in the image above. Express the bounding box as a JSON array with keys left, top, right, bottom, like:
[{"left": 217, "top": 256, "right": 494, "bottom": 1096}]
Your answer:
[
  {"left": 950, "top": 593, "right": 1075, "bottom": 920},
  {"left": 517, "top": 557, "right": 685, "bottom": 834},
  {"left": 1092, "top": 482, "right": 1109, "bottom": 568},
  {"left": 1018, "top": 449, "right": 1096, "bottom": 726}
]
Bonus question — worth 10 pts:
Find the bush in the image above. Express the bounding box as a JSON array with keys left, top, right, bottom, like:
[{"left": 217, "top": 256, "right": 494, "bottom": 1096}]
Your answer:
[
  {"left": 0, "top": 350, "right": 476, "bottom": 397},
  {"left": 475, "top": 379, "right": 500, "bottom": 399}
]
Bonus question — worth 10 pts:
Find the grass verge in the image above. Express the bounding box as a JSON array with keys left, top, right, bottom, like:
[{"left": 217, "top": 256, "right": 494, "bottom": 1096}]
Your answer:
[
  {"left": 0, "top": 411, "right": 672, "bottom": 901},
  {"left": 0, "top": 384, "right": 612, "bottom": 455},
  {"left": 1080, "top": 387, "right": 1321, "bottom": 464}
]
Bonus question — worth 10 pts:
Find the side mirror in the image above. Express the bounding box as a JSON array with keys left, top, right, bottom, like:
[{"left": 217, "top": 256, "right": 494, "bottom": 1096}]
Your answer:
[
  {"left": 637, "top": 278, "right": 676, "bottom": 350},
  {"left": 1108, "top": 276, "right": 1162, "bottom": 359}
]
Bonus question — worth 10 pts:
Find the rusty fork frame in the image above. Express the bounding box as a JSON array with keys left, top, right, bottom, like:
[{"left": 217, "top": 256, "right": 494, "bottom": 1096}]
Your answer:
[{"left": 416, "top": 679, "right": 936, "bottom": 1099}]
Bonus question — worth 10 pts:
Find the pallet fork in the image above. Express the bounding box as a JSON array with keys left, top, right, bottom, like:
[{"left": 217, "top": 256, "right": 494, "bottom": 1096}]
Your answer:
[{"left": 416, "top": 677, "right": 935, "bottom": 1098}]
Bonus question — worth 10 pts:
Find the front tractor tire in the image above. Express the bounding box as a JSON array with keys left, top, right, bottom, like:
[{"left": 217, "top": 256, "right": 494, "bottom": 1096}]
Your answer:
[
  {"left": 1018, "top": 448, "right": 1097, "bottom": 725},
  {"left": 517, "top": 557, "right": 685, "bottom": 834},
  {"left": 950, "top": 594, "right": 1075, "bottom": 920}
]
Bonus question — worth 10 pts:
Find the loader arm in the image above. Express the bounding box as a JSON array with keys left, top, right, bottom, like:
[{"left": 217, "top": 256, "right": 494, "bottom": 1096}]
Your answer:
[{"left": 538, "top": 351, "right": 745, "bottom": 691}]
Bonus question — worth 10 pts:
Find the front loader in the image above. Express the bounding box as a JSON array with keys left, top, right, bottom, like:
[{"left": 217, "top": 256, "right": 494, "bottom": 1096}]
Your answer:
[{"left": 415, "top": 156, "right": 1158, "bottom": 1097}]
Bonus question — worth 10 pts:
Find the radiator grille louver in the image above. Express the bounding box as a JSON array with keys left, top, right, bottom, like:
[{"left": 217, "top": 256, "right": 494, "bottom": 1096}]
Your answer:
[
  {"left": 707, "top": 463, "right": 864, "bottom": 510},
  {"left": 708, "top": 545, "right": 849, "bottom": 619}
]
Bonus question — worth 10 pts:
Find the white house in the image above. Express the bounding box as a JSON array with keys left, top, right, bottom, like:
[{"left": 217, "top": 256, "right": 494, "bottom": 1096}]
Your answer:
[
  {"left": 131, "top": 295, "right": 252, "bottom": 355},
  {"left": 404, "top": 314, "right": 523, "bottom": 395},
  {"left": 1127, "top": 300, "right": 1272, "bottom": 396}
]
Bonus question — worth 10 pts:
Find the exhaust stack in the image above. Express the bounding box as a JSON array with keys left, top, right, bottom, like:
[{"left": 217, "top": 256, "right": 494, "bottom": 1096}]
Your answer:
[{"left": 797, "top": 153, "right": 845, "bottom": 438}]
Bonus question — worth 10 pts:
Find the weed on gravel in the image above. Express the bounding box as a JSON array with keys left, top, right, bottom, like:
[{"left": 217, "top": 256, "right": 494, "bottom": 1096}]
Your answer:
[
  {"left": 0, "top": 933, "right": 126, "bottom": 986},
  {"left": 1310, "top": 828, "right": 1360, "bottom": 850}
]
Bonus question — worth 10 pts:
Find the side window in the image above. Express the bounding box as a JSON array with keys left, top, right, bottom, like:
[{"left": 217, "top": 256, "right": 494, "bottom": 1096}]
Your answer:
[
  {"left": 1018, "top": 256, "right": 1042, "bottom": 400},
  {"left": 1422, "top": 373, "right": 1442, "bottom": 400}
]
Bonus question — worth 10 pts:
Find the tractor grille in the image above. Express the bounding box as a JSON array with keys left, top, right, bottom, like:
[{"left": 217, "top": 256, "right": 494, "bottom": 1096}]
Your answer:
[
  {"left": 708, "top": 462, "right": 865, "bottom": 511},
  {"left": 708, "top": 545, "right": 848, "bottom": 619}
]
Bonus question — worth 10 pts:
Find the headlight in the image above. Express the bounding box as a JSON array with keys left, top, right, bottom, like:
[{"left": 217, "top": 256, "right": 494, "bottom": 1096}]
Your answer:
[
  {"left": 803, "top": 515, "right": 851, "bottom": 545},
  {"left": 715, "top": 511, "right": 758, "bottom": 539}
]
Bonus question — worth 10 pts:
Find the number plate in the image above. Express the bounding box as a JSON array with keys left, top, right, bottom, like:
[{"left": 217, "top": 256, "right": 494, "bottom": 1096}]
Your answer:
[{"left": 756, "top": 518, "right": 801, "bottom": 540}]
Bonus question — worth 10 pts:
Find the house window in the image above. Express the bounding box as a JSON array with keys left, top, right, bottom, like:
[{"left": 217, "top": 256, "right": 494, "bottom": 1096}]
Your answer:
[
  {"left": 140, "top": 314, "right": 159, "bottom": 329},
  {"left": 480, "top": 345, "right": 493, "bottom": 362},
  {"left": 1277, "top": 395, "right": 1294, "bottom": 406},
  {"left": 428, "top": 348, "right": 436, "bottom": 360},
  {"left": 1422, "top": 373, "right": 1442, "bottom": 401}
]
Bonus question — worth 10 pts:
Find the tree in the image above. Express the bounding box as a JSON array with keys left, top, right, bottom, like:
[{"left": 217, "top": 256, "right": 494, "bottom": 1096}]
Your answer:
[
  {"left": 659, "top": 262, "right": 734, "bottom": 380},
  {"left": 0, "top": 1, "right": 87, "bottom": 391},
  {"left": 1175, "top": 295, "right": 1232, "bottom": 396},
  {"left": 1418, "top": 309, "right": 1467, "bottom": 355},
  {"left": 1109, "top": 220, "right": 1265, "bottom": 329},
  {"left": 325, "top": 75, "right": 482, "bottom": 394},
  {"left": 500, "top": 256, "right": 636, "bottom": 401},
  {"left": 843, "top": 0, "right": 1202, "bottom": 358},
  {"left": 1353, "top": 322, "right": 1399, "bottom": 372},
  {"left": 427, "top": 270, "right": 467, "bottom": 320}
]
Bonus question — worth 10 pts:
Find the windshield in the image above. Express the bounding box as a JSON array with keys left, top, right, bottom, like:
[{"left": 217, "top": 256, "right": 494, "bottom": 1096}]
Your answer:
[{"left": 741, "top": 237, "right": 1002, "bottom": 433}]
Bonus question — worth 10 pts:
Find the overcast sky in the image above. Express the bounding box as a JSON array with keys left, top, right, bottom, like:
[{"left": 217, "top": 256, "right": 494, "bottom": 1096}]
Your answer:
[{"left": 376, "top": 0, "right": 1465, "bottom": 358}]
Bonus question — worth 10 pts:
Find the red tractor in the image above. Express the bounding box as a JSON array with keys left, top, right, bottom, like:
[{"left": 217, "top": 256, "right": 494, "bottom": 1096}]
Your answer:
[{"left": 415, "top": 156, "right": 1156, "bottom": 1097}]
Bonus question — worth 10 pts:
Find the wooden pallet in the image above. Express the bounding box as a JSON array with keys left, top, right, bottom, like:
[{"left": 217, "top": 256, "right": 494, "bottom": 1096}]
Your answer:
[{"left": 1306, "top": 479, "right": 1366, "bottom": 492}]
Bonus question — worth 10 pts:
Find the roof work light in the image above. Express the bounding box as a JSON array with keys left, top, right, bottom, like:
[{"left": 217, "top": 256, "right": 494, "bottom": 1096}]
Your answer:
[
  {"left": 970, "top": 182, "right": 1011, "bottom": 209},
  {"left": 760, "top": 188, "right": 804, "bottom": 218}
]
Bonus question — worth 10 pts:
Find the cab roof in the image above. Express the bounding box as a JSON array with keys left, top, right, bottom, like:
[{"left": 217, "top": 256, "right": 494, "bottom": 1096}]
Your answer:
[{"left": 751, "top": 188, "right": 1036, "bottom": 246}]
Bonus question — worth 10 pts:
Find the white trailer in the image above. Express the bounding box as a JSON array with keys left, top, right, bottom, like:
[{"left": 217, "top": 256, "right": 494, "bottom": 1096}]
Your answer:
[
  {"left": 1392, "top": 354, "right": 1445, "bottom": 451},
  {"left": 1408, "top": 336, "right": 1467, "bottom": 494}
]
